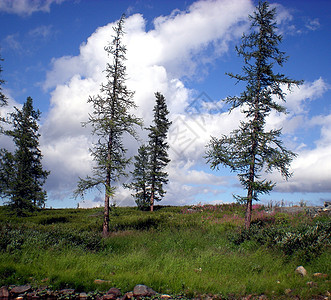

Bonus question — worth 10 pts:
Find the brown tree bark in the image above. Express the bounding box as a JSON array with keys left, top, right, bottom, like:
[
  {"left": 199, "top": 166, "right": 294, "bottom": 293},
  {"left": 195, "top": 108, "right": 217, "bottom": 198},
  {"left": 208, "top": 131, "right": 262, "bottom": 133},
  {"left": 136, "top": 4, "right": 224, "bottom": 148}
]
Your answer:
[{"left": 150, "top": 187, "right": 154, "bottom": 212}]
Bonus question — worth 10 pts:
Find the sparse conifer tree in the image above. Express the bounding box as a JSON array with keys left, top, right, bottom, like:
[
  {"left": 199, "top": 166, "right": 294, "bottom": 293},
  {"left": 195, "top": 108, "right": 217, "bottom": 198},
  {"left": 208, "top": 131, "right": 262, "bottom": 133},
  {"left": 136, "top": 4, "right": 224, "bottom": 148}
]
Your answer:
[
  {"left": 206, "top": 1, "right": 302, "bottom": 229},
  {"left": 75, "top": 14, "right": 141, "bottom": 235}
]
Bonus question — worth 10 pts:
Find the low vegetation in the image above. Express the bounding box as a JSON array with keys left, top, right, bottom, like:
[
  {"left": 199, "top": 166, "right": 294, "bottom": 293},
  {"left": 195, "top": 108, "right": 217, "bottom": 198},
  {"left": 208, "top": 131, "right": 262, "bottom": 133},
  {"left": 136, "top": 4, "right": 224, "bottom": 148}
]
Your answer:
[{"left": 0, "top": 204, "right": 330, "bottom": 299}]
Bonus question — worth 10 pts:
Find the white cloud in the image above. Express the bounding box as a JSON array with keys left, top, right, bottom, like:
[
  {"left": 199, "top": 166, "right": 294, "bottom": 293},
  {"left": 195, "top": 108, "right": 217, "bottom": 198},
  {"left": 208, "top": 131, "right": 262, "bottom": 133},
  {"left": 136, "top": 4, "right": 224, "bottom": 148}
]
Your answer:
[
  {"left": 3, "top": 34, "right": 22, "bottom": 52},
  {"left": 0, "top": 0, "right": 66, "bottom": 16},
  {"left": 275, "top": 143, "right": 331, "bottom": 193},
  {"left": 0, "top": 91, "right": 22, "bottom": 152},
  {"left": 28, "top": 25, "right": 54, "bottom": 39},
  {"left": 264, "top": 79, "right": 331, "bottom": 194},
  {"left": 38, "top": 0, "right": 330, "bottom": 206},
  {"left": 284, "top": 78, "right": 329, "bottom": 113},
  {"left": 41, "top": 0, "right": 254, "bottom": 205},
  {"left": 305, "top": 18, "right": 320, "bottom": 31}
]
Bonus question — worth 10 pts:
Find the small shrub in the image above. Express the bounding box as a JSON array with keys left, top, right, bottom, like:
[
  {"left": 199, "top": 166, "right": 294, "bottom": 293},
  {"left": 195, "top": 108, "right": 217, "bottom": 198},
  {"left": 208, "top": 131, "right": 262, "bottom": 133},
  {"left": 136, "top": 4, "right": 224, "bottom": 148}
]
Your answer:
[
  {"left": 38, "top": 216, "right": 69, "bottom": 225},
  {"left": 228, "top": 220, "right": 331, "bottom": 261}
]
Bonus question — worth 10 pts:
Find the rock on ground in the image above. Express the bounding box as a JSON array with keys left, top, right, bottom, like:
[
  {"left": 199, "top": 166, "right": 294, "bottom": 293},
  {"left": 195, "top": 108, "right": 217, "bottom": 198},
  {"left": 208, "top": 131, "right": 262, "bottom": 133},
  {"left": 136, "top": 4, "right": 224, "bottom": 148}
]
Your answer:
[
  {"left": 133, "top": 285, "right": 156, "bottom": 297},
  {"left": 295, "top": 266, "right": 307, "bottom": 277}
]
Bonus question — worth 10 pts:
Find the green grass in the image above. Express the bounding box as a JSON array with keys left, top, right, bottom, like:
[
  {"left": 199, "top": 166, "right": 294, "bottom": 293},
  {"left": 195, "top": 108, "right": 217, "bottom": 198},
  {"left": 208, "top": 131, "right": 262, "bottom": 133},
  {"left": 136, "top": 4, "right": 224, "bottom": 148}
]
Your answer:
[{"left": 0, "top": 204, "right": 330, "bottom": 299}]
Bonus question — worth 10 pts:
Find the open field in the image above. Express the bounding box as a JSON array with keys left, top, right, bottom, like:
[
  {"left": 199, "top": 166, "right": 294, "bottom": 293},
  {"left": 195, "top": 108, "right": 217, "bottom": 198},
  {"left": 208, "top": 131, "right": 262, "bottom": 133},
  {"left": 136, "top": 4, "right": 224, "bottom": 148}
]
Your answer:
[{"left": 0, "top": 204, "right": 330, "bottom": 299}]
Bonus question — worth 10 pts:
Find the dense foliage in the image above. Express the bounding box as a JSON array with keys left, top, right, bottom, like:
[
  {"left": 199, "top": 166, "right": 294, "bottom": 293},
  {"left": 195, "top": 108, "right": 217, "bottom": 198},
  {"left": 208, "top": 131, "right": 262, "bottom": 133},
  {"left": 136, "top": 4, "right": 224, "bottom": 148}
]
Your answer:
[
  {"left": 206, "top": 1, "right": 301, "bottom": 229},
  {"left": 128, "top": 144, "right": 150, "bottom": 210},
  {"left": 129, "top": 93, "right": 171, "bottom": 211},
  {"left": 0, "top": 97, "right": 49, "bottom": 215},
  {"left": 147, "top": 92, "right": 171, "bottom": 211}
]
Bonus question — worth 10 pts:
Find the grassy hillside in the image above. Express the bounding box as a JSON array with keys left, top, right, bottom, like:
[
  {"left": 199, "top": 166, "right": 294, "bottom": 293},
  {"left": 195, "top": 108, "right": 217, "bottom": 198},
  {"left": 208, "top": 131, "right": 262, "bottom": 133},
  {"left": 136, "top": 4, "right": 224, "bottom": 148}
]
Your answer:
[{"left": 0, "top": 204, "right": 330, "bottom": 298}]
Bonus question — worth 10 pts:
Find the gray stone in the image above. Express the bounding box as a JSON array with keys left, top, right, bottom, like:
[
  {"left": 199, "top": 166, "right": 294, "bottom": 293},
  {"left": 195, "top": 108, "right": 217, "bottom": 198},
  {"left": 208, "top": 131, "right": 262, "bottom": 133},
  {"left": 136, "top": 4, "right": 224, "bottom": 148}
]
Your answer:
[
  {"left": 10, "top": 285, "right": 32, "bottom": 295},
  {"left": 107, "top": 288, "right": 121, "bottom": 297},
  {"left": 133, "top": 285, "right": 156, "bottom": 297}
]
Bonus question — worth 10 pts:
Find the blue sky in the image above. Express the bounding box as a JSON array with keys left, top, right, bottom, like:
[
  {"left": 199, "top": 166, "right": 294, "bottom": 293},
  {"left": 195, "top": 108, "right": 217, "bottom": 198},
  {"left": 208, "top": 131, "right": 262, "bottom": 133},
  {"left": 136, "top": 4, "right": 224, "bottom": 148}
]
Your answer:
[{"left": 0, "top": 0, "right": 330, "bottom": 208}]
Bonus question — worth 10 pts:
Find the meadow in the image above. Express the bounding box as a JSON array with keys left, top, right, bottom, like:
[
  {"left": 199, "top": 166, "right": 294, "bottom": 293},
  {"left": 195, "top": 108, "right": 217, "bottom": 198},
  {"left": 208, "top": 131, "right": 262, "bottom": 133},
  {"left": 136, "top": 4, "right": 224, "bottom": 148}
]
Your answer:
[{"left": 0, "top": 204, "right": 330, "bottom": 299}]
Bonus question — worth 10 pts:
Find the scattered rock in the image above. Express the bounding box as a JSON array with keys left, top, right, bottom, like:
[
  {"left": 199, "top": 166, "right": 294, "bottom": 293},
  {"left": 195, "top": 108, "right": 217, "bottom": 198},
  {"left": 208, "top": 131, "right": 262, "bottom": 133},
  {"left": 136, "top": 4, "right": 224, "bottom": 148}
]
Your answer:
[
  {"left": 122, "top": 291, "right": 133, "bottom": 300},
  {"left": 26, "top": 291, "right": 40, "bottom": 300},
  {"left": 133, "top": 285, "right": 156, "bottom": 298},
  {"left": 59, "top": 288, "right": 75, "bottom": 295},
  {"left": 0, "top": 286, "right": 9, "bottom": 298},
  {"left": 306, "top": 281, "right": 317, "bottom": 287},
  {"left": 94, "top": 279, "right": 112, "bottom": 284},
  {"left": 313, "top": 273, "right": 328, "bottom": 278},
  {"left": 103, "top": 294, "right": 117, "bottom": 300},
  {"left": 10, "top": 285, "right": 32, "bottom": 295},
  {"left": 107, "top": 287, "right": 122, "bottom": 297},
  {"left": 295, "top": 266, "right": 307, "bottom": 277},
  {"left": 79, "top": 292, "right": 88, "bottom": 299},
  {"left": 284, "top": 288, "right": 292, "bottom": 295}
]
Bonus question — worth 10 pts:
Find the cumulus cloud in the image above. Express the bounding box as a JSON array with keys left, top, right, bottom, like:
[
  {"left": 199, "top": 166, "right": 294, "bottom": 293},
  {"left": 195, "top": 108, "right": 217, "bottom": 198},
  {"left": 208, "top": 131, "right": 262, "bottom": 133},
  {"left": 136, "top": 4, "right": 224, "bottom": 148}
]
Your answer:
[
  {"left": 0, "top": 0, "right": 66, "bottom": 16},
  {"left": 41, "top": 0, "right": 254, "bottom": 206},
  {"left": 38, "top": 0, "right": 330, "bottom": 207},
  {"left": 284, "top": 78, "right": 329, "bottom": 113},
  {"left": 264, "top": 79, "right": 331, "bottom": 193}
]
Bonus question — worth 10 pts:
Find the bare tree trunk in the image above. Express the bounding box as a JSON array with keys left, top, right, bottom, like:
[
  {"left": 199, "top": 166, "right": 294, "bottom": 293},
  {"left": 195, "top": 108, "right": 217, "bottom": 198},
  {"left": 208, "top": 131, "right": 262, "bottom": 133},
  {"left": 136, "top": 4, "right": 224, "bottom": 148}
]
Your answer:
[
  {"left": 150, "top": 186, "right": 154, "bottom": 212},
  {"left": 103, "top": 191, "right": 110, "bottom": 236},
  {"left": 103, "top": 133, "right": 112, "bottom": 236},
  {"left": 245, "top": 185, "right": 253, "bottom": 229},
  {"left": 246, "top": 121, "right": 257, "bottom": 229}
]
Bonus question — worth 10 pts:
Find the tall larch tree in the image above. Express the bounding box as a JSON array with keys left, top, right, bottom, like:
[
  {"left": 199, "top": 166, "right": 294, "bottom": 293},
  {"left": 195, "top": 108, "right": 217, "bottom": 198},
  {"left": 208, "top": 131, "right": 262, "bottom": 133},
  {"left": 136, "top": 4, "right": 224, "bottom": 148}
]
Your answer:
[
  {"left": 128, "top": 144, "right": 150, "bottom": 210},
  {"left": 147, "top": 92, "right": 171, "bottom": 212},
  {"left": 206, "top": 1, "right": 302, "bottom": 229},
  {"left": 75, "top": 14, "right": 141, "bottom": 236},
  {"left": 0, "top": 97, "right": 49, "bottom": 215}
]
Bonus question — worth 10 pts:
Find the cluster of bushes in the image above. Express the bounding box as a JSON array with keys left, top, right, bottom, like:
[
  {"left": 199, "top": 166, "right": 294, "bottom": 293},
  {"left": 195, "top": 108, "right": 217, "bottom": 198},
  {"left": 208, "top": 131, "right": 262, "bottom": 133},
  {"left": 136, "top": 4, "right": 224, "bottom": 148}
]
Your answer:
[
  {"left": 229, "top": 217, "right": 331, "bottom": 261},
  {"left": 0, "top": 224, "right": 104, "bottom": 253}
]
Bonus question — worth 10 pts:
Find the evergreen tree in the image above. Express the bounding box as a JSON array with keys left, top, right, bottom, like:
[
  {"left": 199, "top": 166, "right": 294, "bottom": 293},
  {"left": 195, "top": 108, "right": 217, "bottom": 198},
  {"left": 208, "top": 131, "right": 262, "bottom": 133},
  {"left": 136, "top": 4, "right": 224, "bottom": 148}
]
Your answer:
[
  {"left": 205, "top": 1, "right": 301, "bottom": 229},
  {"left": 0, "top": 97, "right": 49, "bottom": 215},
  {"left": 0, "top": 50, "right": 8, "bottom": 131},
  {"left": 147, "top": 92, "right": 171, "bottom": 211},
  {"left": 75, "top": 14, "right": 141, "bottom": 235},
  {"left": 128, "top": 144, "right": 150, "bottom": 210}
]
